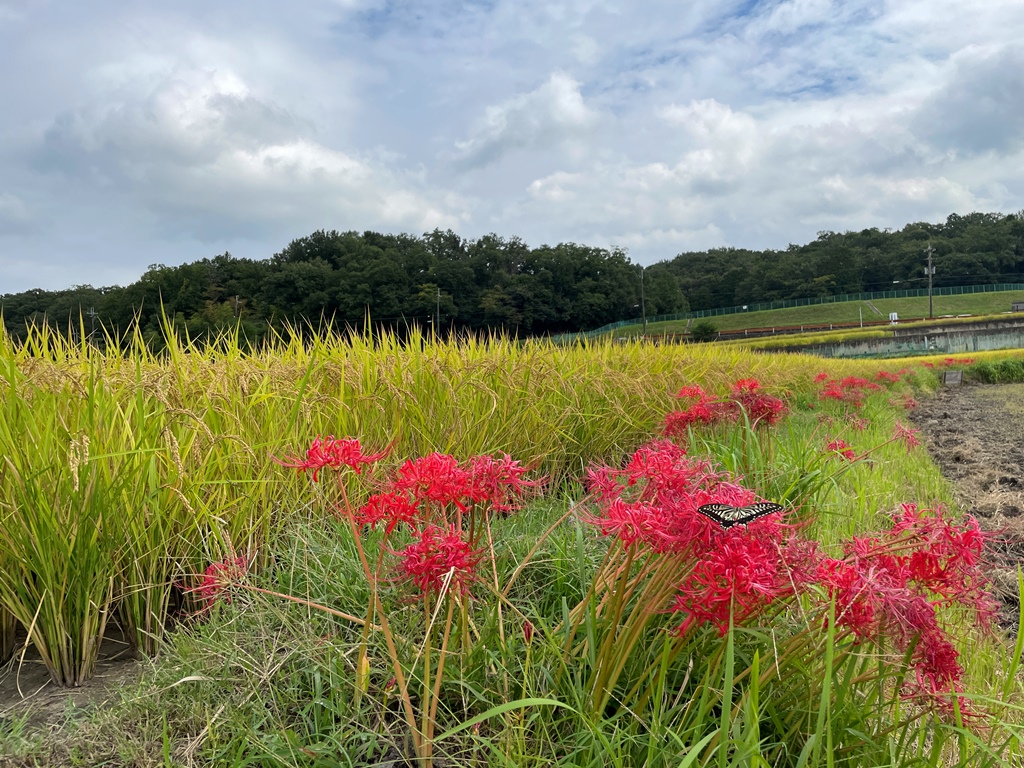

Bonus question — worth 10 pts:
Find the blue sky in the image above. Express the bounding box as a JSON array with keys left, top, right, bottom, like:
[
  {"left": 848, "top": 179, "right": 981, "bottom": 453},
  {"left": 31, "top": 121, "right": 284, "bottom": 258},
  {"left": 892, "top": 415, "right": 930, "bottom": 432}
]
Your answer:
[{"left": 2, "top": 0, "right": 1023, "bottom": 292}]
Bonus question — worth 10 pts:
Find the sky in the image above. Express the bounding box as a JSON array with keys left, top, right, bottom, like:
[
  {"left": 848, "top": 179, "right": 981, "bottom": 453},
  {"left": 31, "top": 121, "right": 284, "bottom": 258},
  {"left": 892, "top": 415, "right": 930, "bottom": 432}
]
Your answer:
[{"left": 2, "top": 0, "right": 1024, "bottom": 294}]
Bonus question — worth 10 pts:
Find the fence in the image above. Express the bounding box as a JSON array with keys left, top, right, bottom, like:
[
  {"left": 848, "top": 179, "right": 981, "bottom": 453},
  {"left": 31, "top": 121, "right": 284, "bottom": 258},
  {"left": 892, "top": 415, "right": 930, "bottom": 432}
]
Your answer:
[{"left": 551, "top": 283, "right": 1024, "bottom": 343}]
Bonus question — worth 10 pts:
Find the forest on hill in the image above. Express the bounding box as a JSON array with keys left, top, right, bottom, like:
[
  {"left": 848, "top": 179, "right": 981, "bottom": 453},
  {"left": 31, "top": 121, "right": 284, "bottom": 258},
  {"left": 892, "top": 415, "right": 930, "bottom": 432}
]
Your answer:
[{"left": 2, "top": 211, "right": 1023, "bottom": 344}]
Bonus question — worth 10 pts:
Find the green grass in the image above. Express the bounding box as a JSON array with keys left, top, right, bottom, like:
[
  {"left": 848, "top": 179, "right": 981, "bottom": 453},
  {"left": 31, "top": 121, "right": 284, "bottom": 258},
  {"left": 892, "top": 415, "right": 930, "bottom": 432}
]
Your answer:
[{"left": 617, "top": 290, "right": 1024, "bottom": 336}]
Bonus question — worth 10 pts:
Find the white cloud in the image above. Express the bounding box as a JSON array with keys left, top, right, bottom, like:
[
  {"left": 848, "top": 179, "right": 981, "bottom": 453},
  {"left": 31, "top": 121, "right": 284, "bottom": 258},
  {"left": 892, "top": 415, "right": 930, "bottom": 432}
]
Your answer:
[
  {"left": 2, "top": 0, "right": 1024, "bottom": 291},
  {"left": 453, "top": 72, "right": 599, "bottom": 169},
  {"left": 33, "top": 65, "right": 466, "bottom": 240}
]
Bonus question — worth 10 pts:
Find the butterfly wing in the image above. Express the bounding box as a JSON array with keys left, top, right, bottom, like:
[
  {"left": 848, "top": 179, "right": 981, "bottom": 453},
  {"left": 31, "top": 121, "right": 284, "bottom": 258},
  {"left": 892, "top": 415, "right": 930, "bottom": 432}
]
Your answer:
[
  {"left": 697, "top": 501, "right": 784, "bottom": 529},
  {"left": 695, "top": 503, "right": 736, "bottom": 527}
]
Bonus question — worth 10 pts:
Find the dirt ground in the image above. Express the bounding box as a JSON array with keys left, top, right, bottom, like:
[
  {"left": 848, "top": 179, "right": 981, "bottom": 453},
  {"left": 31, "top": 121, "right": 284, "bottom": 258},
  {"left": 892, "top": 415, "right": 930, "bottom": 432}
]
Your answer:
[
  {"left": 909, "top": 382, "right": 1024, "bottom": 629},
  {"left": 0, "top": 626, "right": 140, "bottom": 738}
]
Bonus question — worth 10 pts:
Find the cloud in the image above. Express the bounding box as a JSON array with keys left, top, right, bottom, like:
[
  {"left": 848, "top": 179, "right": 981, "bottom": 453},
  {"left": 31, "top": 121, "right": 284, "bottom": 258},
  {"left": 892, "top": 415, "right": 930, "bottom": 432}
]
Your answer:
[
  {"left": 912, "top": 45, "right": 1024, "bottom": 156},
  {"left": 0, "top": 192, "right": 32, "bottom": 234},
  {"left": 453, "top": 72, "right": 598, "bottom": 169},
  {"left": 33, "top": 66, "right": 466, "bottom": 240},
  {"left": 3, "top": 0, "right": 1024, "bottom": 292}
]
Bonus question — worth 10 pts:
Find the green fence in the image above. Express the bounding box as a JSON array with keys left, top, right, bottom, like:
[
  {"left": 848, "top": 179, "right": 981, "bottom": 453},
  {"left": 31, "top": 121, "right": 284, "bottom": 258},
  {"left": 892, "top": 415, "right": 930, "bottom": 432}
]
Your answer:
[{"left": 552, "top": 283, "right": 1024, "bottom": 343}]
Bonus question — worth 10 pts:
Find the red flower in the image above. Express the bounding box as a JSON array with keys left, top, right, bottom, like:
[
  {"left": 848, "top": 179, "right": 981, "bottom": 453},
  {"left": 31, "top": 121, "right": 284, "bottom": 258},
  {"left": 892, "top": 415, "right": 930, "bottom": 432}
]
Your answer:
[
  {"left": 584, "top": 498, "right": 664, "bottom": 547},
  {"left": 731, "top": 378, "right": 762, "bottom": 395},
  {"left": 357, "top": 491, "right": 420, "bottom": 535},
  {"left": 193, "top": 556, "right": 247, "bottom": 612},
  {"left": 733, "top": 390, "right": 787, "bottom": 427},
  {"left": 817, "top": 507, "right": 995, "bottom": 713},
  {"left": 396, "top": 524, "right": 481, "bottom": 595},
  {"left": 825, "top": 438, "right": 856, "bottom": 461},
  {"left": 893, "top": 421, "right": 921, "bottom": 450},
  {"left": 523, "top": 620, "right": 534, "bottom": 644},
  {"left": 465, "top": 453, "right": 541, "bottom": 511},
  {"left": 676, "top": 384, "right": 709, "bottom": 400},
  {"left": 875, "top": 370, "right": 900, "bottom": 383},
  {"left": 814, "top": 372, "right": 831, "bottom": 383},
  {"left": 672, "top": 520, "right": 801, "bottom": 636},
  {"left": 393, "top": 453, "right": 472, "bottom": 509},
  {"left": 275, "top": 437, "right": 389, "bottom": 481}
]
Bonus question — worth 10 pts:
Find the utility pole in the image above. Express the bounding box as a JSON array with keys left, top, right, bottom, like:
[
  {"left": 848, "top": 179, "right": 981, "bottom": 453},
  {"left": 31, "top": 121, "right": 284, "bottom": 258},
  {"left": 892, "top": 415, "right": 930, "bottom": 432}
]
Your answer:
[
  {"left": 924, "top": 243, "right": 936, "bottom": 319},
  {"left": 639, "top": 266, "right": 647, "bottom": 336},
  {"left": 436, "top": 285, "right": 441, "bottom": 336},
  {"left": 86, "top": 306, "right": 98, "bottom": 344}
]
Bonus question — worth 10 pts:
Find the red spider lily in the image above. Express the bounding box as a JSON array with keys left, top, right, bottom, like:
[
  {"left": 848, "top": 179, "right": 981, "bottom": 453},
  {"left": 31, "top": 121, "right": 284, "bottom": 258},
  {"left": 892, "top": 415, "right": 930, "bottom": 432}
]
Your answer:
[
  {"left": 733, "top": 389, "right": 788, "bottom": 426},
  {"left": 922, "top": 361, "right": 936, "bottom": 368},
  {"left": 941, "top": 357, "right": 975, "bottom": 367},
  {"left": 818, "top": 376, "right": 883, "bottom": 410},
  {"left": 393, "top": 453, "right": 472, "bottom": 509},
  {"left": 663, "top": 400, "right": 728, "bottom": 435},
  {"left": 672, "top": 518, "right": 801, "bottom": 636},
  {"left": 850, "top": 416, "right": 869, "bottom": 431},
  {"left": 396, "top": 524, "right": 481, "bottom": 595},
  {"left": 357, "top": 491, "right": 421, "bottom": 535},
  {"left": 875, "top": 370, "right": 900, "bottom": 383},
  {"left": 193, "top": 556, "right": 248, "bottom": 612},
  {"left": 840, "top": 376, "right": 882, "bottom": 392},
  {"left": 465, "top": 453, "right": 542, "bottom": 511},
  {"left": 817, "top": 507, "right": 994, "bottom": 713},
  {"left": 584, "top": 498, "right": 665, "bottom": 546},
  {"left": 523, "top": 620, "right": 534, "bottom": 644},
  {"left": 814, "top": 372, "right": 830, "bottom": 383},
  {"left": 731, "top": 378, "right": 762, "bottom": 395},
  {"left": 676, "top": 384, "right": 709, "bottom": 400},
  {"left": 893, "top": 421, "right": 921, "bottom": 449},
  {"left": 274, "top": 436, "right": 389, "bottom": 481},
  {"left": 583, "top": 441, "right": 762, "bottom": 553},
  {"left": 664, "top": 379, "right": 786, "bottom": 435},
  {"left": 825, "top": 438, "right": 856, "bottom": 461}
]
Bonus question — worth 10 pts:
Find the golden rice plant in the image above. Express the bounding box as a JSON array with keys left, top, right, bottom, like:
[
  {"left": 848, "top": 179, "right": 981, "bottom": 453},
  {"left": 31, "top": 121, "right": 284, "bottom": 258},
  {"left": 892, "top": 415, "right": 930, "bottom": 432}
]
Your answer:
[{"left": 0, "top": 317, "right": 892, "bottom": 685}]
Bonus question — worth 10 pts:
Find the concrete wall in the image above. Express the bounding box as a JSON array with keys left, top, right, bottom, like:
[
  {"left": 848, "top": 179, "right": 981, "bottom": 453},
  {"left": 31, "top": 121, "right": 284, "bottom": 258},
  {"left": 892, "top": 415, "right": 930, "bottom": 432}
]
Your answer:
[{"left": 782, "top": 327, "right": 1024, "bottom": 358}]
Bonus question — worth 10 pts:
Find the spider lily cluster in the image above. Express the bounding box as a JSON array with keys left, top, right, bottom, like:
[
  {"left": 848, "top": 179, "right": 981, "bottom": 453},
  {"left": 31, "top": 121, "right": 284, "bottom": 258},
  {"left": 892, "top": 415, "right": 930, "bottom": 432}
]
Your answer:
[{"left": 190, "top": 370, "right": 996, "bottom": 763}]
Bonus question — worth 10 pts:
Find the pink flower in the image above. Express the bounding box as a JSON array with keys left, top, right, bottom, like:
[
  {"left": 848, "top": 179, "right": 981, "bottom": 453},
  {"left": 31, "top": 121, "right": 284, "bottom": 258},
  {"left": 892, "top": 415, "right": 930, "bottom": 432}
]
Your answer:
[
  {"left": 396, "top": 524, "right": 481, "bottom": 595},
  {"left": 274, "top": 437, "right": 389, "bottom": 481}
]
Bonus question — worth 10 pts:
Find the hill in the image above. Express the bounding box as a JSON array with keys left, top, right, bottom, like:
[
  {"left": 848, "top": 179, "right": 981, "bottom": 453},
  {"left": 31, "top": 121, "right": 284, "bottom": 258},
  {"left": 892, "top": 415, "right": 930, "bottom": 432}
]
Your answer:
[{"left": 2, "top": 211, "right": 1023, "bottom": 344}]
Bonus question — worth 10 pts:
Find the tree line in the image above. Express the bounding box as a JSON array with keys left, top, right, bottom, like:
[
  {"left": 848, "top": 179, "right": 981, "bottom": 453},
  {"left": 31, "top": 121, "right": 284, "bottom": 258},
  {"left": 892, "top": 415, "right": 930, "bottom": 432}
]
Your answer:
[{"left": 2, "top": 211, "right": 1023, "bottom": 346}]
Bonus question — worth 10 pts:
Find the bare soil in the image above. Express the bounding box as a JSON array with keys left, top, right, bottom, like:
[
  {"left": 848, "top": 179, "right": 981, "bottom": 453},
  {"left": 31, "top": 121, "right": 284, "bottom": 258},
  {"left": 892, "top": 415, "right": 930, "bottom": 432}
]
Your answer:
[
  {"left": 0, "top": 625, "right": 140, "bottom": 737},
  {"left": 909, "top": 382, "right": 1024, "bottom": 628}
]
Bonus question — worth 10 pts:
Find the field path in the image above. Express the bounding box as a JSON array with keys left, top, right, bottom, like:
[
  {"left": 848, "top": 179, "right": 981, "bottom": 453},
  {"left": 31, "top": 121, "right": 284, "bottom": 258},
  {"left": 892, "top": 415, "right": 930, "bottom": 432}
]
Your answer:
[{"left": 909, "top": 382, "right": 1024, "bottom": 628}]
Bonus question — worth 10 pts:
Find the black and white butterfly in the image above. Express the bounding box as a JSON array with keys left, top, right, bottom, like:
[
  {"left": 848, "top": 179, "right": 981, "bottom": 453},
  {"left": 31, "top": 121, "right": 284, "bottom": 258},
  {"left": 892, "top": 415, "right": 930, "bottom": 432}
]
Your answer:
[{"left": 696, "top": 501, "right": 784, "bottom": 529}]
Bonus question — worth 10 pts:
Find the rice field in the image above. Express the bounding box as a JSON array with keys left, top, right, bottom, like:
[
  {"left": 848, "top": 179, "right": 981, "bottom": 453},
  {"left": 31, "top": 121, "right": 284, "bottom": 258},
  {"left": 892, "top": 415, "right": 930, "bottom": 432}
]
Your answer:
[{"left": 0, "top": 322, "right": 1020, "bottom": 767}]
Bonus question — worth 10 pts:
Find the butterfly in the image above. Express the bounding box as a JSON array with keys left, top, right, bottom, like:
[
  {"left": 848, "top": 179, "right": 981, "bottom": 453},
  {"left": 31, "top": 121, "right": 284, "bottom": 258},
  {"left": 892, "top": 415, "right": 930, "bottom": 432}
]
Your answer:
[{"left": 696, "top": 501, "right": 784, "bottom": 529}]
